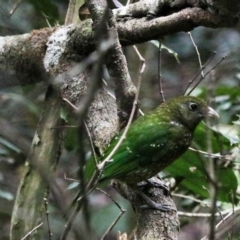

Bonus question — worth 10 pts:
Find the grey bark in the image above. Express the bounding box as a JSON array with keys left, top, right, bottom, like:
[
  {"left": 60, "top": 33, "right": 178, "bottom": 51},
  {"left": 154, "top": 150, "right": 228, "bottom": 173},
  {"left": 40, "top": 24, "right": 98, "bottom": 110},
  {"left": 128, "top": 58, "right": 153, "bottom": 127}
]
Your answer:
[{"left": 0, "top": 0, "right": 239, "bottom": 89}]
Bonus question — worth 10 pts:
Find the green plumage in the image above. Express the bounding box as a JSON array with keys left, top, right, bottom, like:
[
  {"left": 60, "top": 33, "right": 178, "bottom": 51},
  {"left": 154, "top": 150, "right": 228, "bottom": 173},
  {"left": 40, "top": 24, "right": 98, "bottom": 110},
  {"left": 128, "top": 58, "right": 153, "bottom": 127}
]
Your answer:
[{"left": 87, "top": 96, "right": 218, "bottom": 185}]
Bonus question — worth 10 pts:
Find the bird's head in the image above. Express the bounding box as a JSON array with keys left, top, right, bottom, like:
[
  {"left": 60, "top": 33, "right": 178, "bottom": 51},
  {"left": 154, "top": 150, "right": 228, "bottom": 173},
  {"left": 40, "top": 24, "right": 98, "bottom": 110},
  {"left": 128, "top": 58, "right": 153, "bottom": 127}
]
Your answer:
[{"left": 163, "top": 96, "right": 219, "bottom": 131}]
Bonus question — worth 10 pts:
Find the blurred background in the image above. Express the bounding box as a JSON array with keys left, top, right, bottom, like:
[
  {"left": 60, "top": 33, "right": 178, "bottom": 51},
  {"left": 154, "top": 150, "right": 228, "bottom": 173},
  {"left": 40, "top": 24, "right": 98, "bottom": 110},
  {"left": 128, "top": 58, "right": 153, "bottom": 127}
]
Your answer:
[{"left": 0, "top": 0, "right": 240, "bottom": 239}]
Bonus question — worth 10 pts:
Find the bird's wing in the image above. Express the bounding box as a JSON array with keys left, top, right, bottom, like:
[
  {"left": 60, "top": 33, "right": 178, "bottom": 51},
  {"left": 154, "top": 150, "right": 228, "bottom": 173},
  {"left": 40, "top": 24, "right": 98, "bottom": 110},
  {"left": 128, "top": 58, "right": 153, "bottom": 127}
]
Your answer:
[{"left": 100, "top": 121, "right": 172, "bottom": 180}]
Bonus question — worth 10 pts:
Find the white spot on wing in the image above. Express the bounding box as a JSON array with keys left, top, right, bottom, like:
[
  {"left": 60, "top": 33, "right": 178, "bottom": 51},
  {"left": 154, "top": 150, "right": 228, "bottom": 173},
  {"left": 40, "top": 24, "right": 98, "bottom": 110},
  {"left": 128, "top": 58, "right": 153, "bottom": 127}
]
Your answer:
[
  {"left": 126, "top": 147, "right": 132, "bottom": 153},
  {"left": 170, "top": 120, "right": 182, "bottom": 127}
]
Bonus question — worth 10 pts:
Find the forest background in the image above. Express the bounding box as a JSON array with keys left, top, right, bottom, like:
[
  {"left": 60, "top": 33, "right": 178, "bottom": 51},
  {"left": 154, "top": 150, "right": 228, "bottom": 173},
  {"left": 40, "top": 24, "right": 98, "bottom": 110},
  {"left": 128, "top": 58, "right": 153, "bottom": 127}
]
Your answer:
[{"left": 0, "top": 0, "right": 240, "bottom": 239}]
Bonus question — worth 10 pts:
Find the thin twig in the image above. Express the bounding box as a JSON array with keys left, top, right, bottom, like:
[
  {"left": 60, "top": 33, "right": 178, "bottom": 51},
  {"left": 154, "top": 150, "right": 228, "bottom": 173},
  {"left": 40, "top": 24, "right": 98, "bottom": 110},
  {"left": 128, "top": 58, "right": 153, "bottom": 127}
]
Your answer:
[
  {"left": 188, "top": 147, "right": 233, "bottom": 161},
  {"left": 172, "top": 193, "right": 211, "bottom": 207},
  {"left": 190, "top": 142, "right": 219, "bottom": 188},
  {"left": 133, "top": 45, "right": 146, "bottom": 70},
  {"left": 178, "top": 206, "right": 240, "bottom": 218},
  {"left": 187, "top": 56, "right": 226, "bottom": 96},
  {"left": 9, "top": 0, "right": 23, "bottom": 16},
  {"left": 132, "top": 45, "right": 145, "bottom": 107},
  {"left": 215, "top": 208, "right": 234, "bottom": 229},
  {"left": 64, "top": 173, "right": 79, "bottom": 182},
  {"left": 207, "top": 78, "right": 218, "bottom": 240},
  {"left": 188, "top": 32, "right": 204, "bottom": 77},
  {"left": 97, "top": 188, "right": 125, "bottom": 213},
  {"left": 101, "top": 211, "right": 126, "bottom": 240},
  {"left": 61, "top": 175, "right": 101, "bottom": 240},
  {"left": 21, "top": 223, "right": 43, "bottom": 240},
  {"left": 63, "top": 98, "right": 79, "bottom": 110},
  {"left": 200, "top": 207, "right": 239, "bottom": 240},
  {"left": 44, "top": 197, "right": 52, "bottom": 240},
  {"left": 62, "top": 97, "right": 109, "bottom": 166},
  {"left": 158, "top": 39, "right": 165, "bottom": 102},
  {"left": 184, "top": 51, "right": 216, "bottom": 95},
  {"left": 97, "top": 188, "right": 126, "bottom": 240},
  {"left": 84, "top": 121, "right": 98, "bottom": 166},
  {"left": 50, "top": 125, "right": 78, "bottom": 129}
]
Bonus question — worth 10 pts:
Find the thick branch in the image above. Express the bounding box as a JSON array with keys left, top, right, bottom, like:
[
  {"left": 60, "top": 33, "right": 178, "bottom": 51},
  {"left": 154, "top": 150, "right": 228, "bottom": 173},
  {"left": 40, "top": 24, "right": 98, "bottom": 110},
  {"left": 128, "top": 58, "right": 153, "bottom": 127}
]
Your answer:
[
  {"left": 113, "top": 178, "right": 179, "bottom": 240},
  {"left": 0, "top": 1, "right": 239, "bottom": 88},
  {"left": 0, "top": 28, "right": 54, "bottom": 88},
  {"left": 10, "top": 88, "right": 63, "bottom": 240},
  {"left": 113, "top": 0, "right": 240, "bottom": 19},
  {"left": 105, "top": 11, "right": 137, "bottom": 121},
  {"left": 87, "top": 0, "right": 136, "bottom": 121}
]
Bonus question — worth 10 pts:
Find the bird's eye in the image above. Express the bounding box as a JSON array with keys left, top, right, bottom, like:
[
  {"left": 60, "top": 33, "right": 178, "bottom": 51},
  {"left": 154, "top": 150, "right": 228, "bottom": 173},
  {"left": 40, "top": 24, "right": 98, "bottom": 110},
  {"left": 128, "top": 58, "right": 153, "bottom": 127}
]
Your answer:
[{"left": 189, "top": 102, "right": 198, "bottom": 111}]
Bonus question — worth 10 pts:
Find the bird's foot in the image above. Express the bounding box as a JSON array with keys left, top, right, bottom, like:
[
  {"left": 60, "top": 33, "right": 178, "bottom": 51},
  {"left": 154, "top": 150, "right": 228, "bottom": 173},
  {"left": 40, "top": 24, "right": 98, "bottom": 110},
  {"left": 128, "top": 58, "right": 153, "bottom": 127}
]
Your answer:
[
  {"left": 137, "top": 178, "right": 170, "bottom": 196},
  {"left": 137, "top": 190, "right": 176, "bottom": 212}
]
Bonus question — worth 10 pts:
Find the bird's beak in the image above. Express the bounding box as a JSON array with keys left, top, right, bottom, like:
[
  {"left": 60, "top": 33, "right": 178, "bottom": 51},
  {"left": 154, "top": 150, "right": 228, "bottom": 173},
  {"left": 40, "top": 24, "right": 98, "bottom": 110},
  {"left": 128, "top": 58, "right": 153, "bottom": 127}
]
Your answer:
[{"left": 207, "top": 106, "right": 219, "bottom": 119}]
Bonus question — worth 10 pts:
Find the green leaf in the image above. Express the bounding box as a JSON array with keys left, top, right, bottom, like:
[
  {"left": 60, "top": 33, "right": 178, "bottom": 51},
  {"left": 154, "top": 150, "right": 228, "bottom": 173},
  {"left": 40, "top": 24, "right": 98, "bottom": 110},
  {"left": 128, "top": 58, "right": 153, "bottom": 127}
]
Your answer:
[
  {"left": 165, "top": 123, "right": 238, "bottom": 203},
  {"left": 60, "top": 107, "right": 68, "bottom": 122},
  {"left": 150, "top": 40, "right": 180, "bottom": 63},
  {"left": 211, "top": 124, "right": 239, "bottom": 145},
  {"left": 0, "top": 189, "right": 14, "bottom": 201},
  {"left": 29, "top": 0, "right": 59, "bottom": 25}
]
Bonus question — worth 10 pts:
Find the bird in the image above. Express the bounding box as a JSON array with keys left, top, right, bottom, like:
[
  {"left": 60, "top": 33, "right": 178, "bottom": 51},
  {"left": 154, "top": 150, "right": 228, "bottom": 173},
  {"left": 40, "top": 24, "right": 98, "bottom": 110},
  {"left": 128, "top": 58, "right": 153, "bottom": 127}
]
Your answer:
[{"left": 86, "top": 96, "right": 219, "bottom": 186}]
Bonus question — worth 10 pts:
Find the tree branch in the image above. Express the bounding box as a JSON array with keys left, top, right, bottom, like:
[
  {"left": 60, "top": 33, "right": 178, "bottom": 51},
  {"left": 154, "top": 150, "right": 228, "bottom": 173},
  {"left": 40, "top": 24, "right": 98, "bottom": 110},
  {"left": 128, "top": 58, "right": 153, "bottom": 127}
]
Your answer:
[
  {"left": 0, "top": 1, "right": 239, "bottom": 89},
  {"left": 113, "top": 177, "right": 179, "bottom": 240},
  {"left": 10, "top": 87, "right": 63, "bottom": 239}
]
